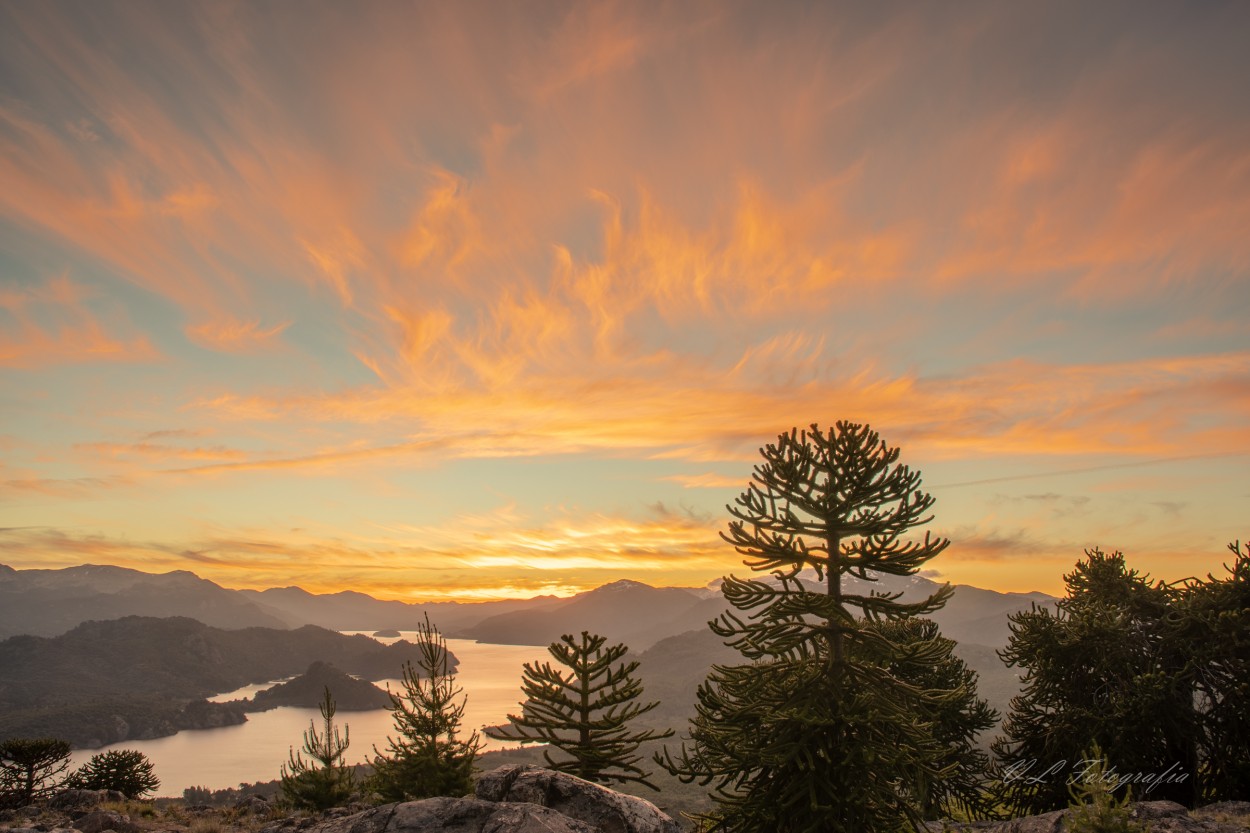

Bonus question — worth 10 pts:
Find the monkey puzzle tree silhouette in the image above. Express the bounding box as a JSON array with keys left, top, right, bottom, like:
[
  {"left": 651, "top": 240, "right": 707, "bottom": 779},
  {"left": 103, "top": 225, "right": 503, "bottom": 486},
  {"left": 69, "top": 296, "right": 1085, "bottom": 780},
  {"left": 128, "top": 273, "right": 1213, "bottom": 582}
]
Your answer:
[
  {"left": 0, "top": 737, "right": 72, "bottom": 808},
  {"left": 68, "top": 749, "right": 160, "bottom": 799},
  {"left": 280, "top": 686, "right": 354, "bottom": 811},
  {"left": 1177, "top": 540, "right": 1250, "bottom": 802},
  {"left": 486, "top": 631, "right": 673, "bottom": 789},
  {"left": 994, "top": 549, "right": 1196, "bottom": 813},
  {"left": 658, "top": 421, "right": 985, "bottom": 833}
]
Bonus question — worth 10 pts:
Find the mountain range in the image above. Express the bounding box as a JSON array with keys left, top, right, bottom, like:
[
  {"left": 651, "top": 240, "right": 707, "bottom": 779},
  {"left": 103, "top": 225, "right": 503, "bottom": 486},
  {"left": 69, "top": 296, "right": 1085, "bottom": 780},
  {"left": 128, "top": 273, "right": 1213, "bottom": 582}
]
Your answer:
[
  {"left": 0, "top": 562, "right": 1055, "bottom": 749},
  {"left": 0, "top": 563, "right": 1055, "bottom": 650}
]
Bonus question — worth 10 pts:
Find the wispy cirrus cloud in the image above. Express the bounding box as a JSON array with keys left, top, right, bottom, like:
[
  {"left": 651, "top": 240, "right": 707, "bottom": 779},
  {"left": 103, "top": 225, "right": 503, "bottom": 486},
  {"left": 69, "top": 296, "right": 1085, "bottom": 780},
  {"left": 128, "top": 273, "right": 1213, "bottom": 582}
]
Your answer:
[{"left": 0, "top": 274, "right": 158, "bottom": 368}]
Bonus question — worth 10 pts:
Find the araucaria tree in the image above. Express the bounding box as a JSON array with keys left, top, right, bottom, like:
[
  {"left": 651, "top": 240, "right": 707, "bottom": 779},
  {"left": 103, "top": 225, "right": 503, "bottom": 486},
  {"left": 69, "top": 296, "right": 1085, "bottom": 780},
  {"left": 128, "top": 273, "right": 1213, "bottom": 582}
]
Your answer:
[
  {"left": 1178, "top": 540, "right": 1250, "bottom": 802},
  {"left": 867, "top": 617, "right": 997, "bottom": 819},
  {"left": 68, "top": 749, "right": 160, "bottom": 799},
  {"left": 0, "top": 737, "right": 72, "bottom": 809},
  {"left": 280, "top": 686, "right": 354, "bottom": 811},
  {"left": 658, "top": 421, "right": 990, "bottom": 833},
  {"left": 995, "top": 550, "right": 1195, "bottom": 813},
  {"left": 486, "top": 631, "right": 673, "bottom": 789},
  {"left": 371, "top": 614, "right": 481, "bottom": 801},
  {"left": 997, "top": 543, "right": 1250, "bottom": 811}
]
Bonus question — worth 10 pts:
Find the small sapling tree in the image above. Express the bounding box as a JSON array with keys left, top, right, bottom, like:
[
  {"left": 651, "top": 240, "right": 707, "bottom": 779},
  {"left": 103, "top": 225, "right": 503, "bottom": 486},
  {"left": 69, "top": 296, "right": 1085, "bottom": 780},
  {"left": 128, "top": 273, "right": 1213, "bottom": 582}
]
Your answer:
[
  {"left": 371, "top": 614, "right": 480, "bottom": 801},
  {"left": 280, "top": 686, "right": 354, "bottom": 811}
]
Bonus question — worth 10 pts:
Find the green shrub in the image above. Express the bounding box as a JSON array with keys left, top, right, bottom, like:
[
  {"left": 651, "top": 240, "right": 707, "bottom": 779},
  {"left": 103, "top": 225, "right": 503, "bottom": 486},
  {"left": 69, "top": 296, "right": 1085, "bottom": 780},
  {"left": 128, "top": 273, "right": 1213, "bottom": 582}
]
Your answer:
[{"left": 1066, "top": 744, "right": 1148, "bottom": 833}]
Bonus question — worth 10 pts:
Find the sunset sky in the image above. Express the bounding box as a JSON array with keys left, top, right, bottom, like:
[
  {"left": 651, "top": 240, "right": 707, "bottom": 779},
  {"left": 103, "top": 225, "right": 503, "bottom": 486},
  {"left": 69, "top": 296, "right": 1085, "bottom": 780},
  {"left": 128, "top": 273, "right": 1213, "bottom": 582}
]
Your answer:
[{"left": 2, "top": 1, "right": 1247, "bottom": 601}]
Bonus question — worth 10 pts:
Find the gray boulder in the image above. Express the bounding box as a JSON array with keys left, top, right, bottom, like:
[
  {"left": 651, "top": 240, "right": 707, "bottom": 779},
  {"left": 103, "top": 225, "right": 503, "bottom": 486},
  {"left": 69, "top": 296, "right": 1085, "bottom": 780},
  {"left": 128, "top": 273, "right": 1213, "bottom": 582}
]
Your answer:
[
  {"left": 47, "top": 790, "right": 127, "bottom": 817},
  {"left": 71, "top": 809, "right": 137, "bottom": 833},
  {"left": 1195, "top": 803, "right": 1250, "bottom": 820},
  {"left": 48, "top": 790, "right": 106, "bottom": 813},
  {"left": 289, "top": 765, "right": 682, "bottom": 833},
  {"left": 475, "top": 765, "right": 681, "bottom": 833},
  {"left": 301, "top": 798, "right": 595, "bottom": 833},
  {"left": 235, "top": 793, "right": 271, "bottom": 816}
]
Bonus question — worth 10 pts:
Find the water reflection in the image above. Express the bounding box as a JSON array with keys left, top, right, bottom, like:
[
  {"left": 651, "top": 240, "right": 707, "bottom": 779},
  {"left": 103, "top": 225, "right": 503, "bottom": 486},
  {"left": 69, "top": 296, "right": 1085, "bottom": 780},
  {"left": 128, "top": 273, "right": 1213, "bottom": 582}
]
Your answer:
[{"left": 69, "top": 637, "right": 546, "bottom": 797}]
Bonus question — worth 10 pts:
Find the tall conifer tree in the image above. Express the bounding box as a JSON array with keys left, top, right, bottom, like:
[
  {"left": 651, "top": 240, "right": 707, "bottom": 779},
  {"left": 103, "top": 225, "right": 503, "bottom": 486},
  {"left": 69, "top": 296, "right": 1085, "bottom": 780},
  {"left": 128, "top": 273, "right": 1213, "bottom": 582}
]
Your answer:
[
  {"left": 1177, "top": 541, "right": 1250, "bottom": 802},
  {"left": 658, "top": 421, "right": 982, "bottom": 833},
  {"left": 994, "top": 550, "right": 1196, "bottom": 813},
  {"left": 487, "top": 631, "right": 673, "bottom": 788}
]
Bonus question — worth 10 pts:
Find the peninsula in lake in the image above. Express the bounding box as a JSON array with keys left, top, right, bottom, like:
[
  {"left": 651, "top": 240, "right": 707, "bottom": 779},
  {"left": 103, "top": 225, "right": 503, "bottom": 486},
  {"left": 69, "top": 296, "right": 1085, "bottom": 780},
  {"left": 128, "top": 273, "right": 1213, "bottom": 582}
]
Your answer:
[{"left": 0, "top": 615, "right": 452, "bottom": 748}]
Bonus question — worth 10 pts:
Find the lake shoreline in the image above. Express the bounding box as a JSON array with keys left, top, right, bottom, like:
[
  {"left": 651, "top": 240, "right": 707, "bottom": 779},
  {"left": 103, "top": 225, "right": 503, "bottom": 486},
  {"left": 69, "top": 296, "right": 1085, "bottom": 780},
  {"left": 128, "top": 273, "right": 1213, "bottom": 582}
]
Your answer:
[{"left": 68, "top": 637, "right": 547, "bottom": 796}]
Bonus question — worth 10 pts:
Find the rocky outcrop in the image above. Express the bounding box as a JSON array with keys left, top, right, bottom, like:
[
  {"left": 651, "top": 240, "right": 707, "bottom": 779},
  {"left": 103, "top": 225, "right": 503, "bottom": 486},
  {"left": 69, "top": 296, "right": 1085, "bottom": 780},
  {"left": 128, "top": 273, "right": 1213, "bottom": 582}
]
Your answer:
[
  {"left": 46, "top": 790, "right": 125, "bottom": 814},
  {"left": 265, "top": 766, "right": 681, "bottom": 833},
  {"left": 266, "top": 799, "right": 595, "bottom": 833},
  {"left": 71, "top": 810, "right": 137, "bottom": 833},
  {"left": 475, "top": 766, "right": 680, "bottom": 833},
  {"left": 234, "top": 794, "right": 273, "bottom": 816}
]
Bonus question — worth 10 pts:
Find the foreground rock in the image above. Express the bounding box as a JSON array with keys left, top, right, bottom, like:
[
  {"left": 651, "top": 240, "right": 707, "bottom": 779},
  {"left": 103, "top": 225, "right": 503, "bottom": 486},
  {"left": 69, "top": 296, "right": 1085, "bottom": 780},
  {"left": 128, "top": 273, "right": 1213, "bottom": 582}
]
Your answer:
[
  {"left": 46, "top": 791, "right": 125, "bottom": 813},
  {"left": 937, "top": 800, "right": 1250, "bottom": 833},
  {"left": 72, "top": 810, "right": 138, "bottom": 833},
  {"left": 476, "top": 765, "right": 680, "bottom": 833},
  {"left": 270, "top": 766, "right": 680, "bottom": 833}
]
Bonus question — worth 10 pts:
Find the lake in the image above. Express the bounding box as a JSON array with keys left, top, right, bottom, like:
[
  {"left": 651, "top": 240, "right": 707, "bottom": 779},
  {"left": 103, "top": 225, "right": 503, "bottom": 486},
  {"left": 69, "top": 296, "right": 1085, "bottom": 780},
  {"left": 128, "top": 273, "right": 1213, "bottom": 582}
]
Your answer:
[{"left": 68, "top": 636, "right": 549, "bottom": 798}]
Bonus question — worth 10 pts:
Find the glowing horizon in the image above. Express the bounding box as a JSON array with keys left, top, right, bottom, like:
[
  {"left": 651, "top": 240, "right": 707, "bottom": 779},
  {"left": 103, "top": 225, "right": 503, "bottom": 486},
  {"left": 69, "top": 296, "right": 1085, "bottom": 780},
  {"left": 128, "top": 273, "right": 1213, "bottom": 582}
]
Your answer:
[{"left": 2, "top": 2, "right": 1248, "bottom": 601}]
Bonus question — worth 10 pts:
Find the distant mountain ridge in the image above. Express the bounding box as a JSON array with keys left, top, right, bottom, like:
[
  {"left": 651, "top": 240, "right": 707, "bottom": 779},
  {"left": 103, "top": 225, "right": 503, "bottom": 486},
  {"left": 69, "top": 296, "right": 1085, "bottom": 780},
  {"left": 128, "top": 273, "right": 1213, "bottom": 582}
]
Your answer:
[
  {"left": 0, "top": 563, "right": 297, "bottom": 638},
  {"left": 0, "top": 562, "right": 1055, "bottom": 650},
  {"left": 236, "top": 585, "right": 565, "bottom": 633},
  {"left": 459, "top": 573, "right": 1055, "bottom": 651}
]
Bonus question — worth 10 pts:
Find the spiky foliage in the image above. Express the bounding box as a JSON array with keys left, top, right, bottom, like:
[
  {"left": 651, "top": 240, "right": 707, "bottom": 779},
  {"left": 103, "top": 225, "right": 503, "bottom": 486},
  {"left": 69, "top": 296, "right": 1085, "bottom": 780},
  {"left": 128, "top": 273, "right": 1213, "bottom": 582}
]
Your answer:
[
  {"left": 68, "top": 749, "right": 160, "bottom": 799},
  {"left": 371, "top": 614, "right": 480, "bottom": 801},
  {"left": 1172, "top": 540, "right": 1250, "bottom": 802},
  {"left": 994, "top": 549, "right": 1196, "bottom": 813},
  {"left": 658, "top": 421, "right": 985, "bottom": 833},
  {"left": 1065, "top": 744, "right": 1148, "bottom": 833},
  {"left": 280, "top": 686, "right": 354, "bottom": 811},
  {"left": 486, "top": 631, "right": 673, "bottom": 788},
  {"left": 0, "top": 737, "right": 71, "bottom": 808},
  {"left": 869, "top": 618, "right": 998, "bottom": 819}
]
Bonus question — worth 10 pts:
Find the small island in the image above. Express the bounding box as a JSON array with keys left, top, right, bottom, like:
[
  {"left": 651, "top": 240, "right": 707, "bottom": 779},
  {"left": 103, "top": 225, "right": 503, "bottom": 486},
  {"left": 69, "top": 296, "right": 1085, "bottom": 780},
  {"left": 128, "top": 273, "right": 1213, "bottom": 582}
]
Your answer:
[
  {"left": 249, "top": 661, "right": 393, "bottom": 711},
  {"left": 373, "top": 629, "right": 402, "bottom": 638}
]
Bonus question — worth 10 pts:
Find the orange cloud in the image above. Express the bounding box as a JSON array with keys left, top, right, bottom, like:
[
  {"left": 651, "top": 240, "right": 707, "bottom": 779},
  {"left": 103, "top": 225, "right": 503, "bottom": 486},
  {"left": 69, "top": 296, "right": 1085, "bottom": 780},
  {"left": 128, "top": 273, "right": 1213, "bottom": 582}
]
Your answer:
[
  {"left": 0, "top": 275, "right": 158, "bottom": 368},
  {"left": 185, "top": 318, "right": 290, "bottom": 352},
  {"left": 184, "top": 349, "right": 1250, "bottom": 467},
  {"left": 662, "top": 473, "right": 747, "bottom": 489},
  {"left": 74, "top": 441, "right": 247, "bottom": 463}
]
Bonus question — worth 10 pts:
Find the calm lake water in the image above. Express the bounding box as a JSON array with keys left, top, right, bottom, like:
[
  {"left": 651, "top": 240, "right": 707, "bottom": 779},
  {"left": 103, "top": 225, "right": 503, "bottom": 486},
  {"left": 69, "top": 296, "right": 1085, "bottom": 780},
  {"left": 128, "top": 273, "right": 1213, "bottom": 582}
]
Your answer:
[{"left": 68, "top": 636, "right": 548, "bottom": 798}]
